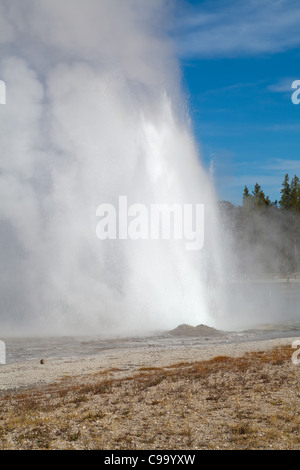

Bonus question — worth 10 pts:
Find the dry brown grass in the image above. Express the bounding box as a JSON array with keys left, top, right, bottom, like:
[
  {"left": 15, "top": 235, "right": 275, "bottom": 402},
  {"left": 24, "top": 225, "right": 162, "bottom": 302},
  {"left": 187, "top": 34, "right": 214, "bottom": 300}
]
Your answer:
[{"left": 0, "top": 345, "right": 299, "bottom": 450}]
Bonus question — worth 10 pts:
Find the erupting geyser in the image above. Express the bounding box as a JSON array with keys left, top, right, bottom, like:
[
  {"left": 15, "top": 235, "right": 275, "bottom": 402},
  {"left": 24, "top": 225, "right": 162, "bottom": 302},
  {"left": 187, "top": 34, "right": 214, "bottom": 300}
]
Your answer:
[{"left": 0, "top": 0, "right": 225, "bottom": 336}]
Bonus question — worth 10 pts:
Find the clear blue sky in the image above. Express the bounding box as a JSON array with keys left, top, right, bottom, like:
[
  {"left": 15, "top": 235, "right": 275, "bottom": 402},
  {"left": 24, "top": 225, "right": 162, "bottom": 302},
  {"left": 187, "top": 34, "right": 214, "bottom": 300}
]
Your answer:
[{"left": 172, "top": 0, "right": 300, "bottom": 205}]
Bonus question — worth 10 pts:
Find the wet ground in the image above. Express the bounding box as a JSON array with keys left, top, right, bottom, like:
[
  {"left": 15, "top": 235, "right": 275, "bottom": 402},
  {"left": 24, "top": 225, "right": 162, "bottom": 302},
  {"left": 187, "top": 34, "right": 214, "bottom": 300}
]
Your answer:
[{"left": 2, "top": 321, "right": 300, "bottom": 365}]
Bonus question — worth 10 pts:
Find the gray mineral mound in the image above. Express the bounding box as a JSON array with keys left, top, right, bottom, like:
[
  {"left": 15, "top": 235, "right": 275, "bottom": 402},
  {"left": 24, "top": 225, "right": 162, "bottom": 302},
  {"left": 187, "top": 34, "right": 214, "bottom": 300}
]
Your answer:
[{"left": 169, "top": 323, "right": 225, "bottom": 337}]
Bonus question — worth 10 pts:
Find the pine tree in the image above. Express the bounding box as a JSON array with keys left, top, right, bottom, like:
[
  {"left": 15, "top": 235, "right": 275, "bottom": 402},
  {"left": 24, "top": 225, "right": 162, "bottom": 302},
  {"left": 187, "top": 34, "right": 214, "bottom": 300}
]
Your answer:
[
  {"left": 290, "top": 175, "right": 300, "bottom": 212},
  {"left": 279, "top": 173, "right": 291, "bottom": 209},
  {"left": 242, "top": 185, "right": 252, "bottom": 208},
  {"left": 243, "top": 185, "right": 251, "bottom": 200},
  {"left": 252, "top": 183, "right": 269, "bottom": 208}
]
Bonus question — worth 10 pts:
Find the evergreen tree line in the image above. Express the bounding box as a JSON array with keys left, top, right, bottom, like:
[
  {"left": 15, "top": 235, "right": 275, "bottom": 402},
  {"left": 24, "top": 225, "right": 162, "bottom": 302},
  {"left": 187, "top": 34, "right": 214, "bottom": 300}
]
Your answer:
[
  {"left": 219, "top": 174, "right": 300, "bottom": 278},
  {"left": 243, "top": 173, "right": 300, "bottom": 211}
]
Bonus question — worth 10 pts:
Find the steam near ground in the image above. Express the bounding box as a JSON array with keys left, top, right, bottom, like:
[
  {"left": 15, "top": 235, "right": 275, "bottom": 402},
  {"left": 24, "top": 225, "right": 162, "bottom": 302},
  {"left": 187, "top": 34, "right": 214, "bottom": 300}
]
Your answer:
[{"left": 0, "top": 0, "right": 298, "bottom": 337}]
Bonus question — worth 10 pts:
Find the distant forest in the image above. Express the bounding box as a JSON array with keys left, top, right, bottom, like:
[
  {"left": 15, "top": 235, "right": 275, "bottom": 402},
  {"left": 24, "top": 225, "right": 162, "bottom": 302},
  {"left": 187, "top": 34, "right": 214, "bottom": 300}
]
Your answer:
[{"left": 219, "top": 173, "right": 300, "bottom": 278}]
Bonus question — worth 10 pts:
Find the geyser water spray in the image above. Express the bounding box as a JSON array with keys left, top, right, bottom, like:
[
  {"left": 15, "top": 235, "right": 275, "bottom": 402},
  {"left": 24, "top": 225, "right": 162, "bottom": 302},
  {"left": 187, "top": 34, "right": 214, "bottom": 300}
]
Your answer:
[{"left": 0, "top": 0, "right": 226, "bottom": 336}]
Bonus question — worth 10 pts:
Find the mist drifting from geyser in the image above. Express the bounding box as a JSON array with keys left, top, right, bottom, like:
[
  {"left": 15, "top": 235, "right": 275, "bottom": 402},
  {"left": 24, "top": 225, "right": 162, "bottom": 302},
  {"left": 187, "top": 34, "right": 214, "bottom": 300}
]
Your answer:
[{"left": 0, "top": 0, "right": 233, "bottom": 337}]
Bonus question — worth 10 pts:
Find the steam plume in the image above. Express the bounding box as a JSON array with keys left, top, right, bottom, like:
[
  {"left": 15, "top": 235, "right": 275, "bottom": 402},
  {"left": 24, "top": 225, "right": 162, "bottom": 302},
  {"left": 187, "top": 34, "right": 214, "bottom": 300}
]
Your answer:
[{"left": 0, "top": 0, "right": 223, "bottom": 336}]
